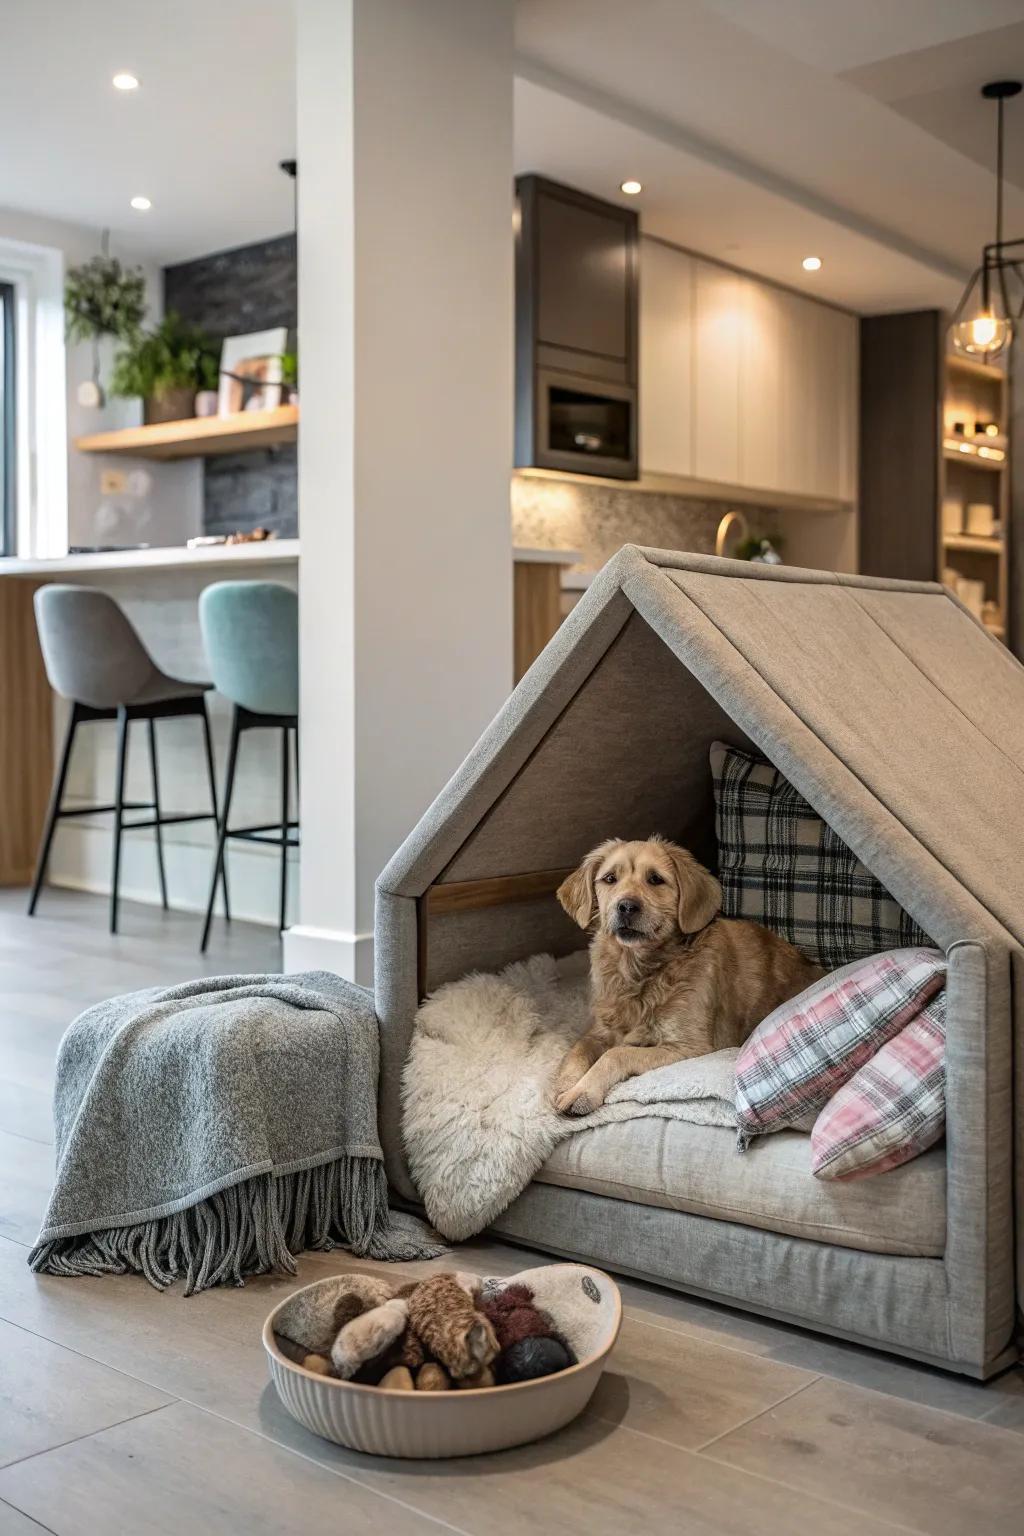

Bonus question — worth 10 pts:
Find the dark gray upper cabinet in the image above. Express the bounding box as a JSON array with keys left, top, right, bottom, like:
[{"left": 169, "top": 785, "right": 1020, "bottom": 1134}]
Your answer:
[{"left": 515, "top": 175, "right": 639, "bottom": 479}]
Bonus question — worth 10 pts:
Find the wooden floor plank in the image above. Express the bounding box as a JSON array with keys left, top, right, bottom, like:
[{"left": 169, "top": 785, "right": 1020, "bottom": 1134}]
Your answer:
[
  {"left": 707, "top": 1375, "right": 1024, "bottom": 1536},
  {"left": 0, "top": 1318, "right": 171, "bottom": 1470},
  {"left": 0, "top": 1401, "right": 449, "bottom": 1536}
]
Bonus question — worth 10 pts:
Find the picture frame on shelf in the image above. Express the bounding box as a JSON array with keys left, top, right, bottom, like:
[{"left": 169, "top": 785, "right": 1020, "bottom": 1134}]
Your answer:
[{"left": 218, "top": 328, "right": 288, "bottom": 416}]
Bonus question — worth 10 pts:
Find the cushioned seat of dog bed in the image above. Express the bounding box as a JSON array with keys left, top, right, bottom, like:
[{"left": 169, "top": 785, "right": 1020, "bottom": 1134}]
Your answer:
[{"left": 534, "top": 1119, "right": 945, "bottom": 1258}]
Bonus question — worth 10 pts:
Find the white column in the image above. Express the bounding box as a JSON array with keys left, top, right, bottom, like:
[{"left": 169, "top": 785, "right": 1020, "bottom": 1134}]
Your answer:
[{"left": 286, "top": 0, "right": 514, "bottom": 984}]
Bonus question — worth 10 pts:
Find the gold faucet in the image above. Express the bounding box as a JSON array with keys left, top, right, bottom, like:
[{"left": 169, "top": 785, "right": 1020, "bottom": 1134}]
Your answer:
[{"left": 715, "top": 509, "right": 750, "bottom": 559}]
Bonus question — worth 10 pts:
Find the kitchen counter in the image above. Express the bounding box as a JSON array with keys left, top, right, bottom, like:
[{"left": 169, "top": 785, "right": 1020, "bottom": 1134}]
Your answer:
[
  {"left": 0, "top": 539, "right": 301, "bottom": 578},
  {"left": 0, "top": 539, "right": 578, "bottom": 578}
]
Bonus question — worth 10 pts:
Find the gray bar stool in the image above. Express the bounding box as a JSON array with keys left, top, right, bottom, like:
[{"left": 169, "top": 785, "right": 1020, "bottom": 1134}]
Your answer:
[
  {"left": 198, "top": 581, "right": 299, "bottom": 951},
  {"left": 30, "top": 585, "right": 225, "bottom": 933}
]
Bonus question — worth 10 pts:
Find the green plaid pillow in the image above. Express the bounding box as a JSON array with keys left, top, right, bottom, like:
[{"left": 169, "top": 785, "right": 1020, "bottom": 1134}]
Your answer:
[{"left": 710, "top": 742, "right": 929, "bottom": 969}]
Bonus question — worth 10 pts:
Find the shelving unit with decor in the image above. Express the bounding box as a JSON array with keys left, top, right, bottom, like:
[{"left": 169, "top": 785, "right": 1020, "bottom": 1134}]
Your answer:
[
  {"left": 859, "top": 310, "right": 1012, "bottom": 649},
  {"left": 74, "top": 405, "right": 298, "bottom": 462},
  {"left": 939, "top": 355, "right": 1009, "bottom": 639}
]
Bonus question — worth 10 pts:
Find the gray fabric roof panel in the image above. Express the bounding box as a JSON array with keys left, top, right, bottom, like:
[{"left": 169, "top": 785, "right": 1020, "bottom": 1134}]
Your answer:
[{"left": 379, "top": 545, "right": 1024, "bottom": 954}]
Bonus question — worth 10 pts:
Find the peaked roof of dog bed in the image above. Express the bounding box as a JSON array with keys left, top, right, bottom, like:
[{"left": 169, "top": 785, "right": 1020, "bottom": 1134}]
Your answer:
[{"left": 380, "top": 546, "right": 1024, "bottom": 953}]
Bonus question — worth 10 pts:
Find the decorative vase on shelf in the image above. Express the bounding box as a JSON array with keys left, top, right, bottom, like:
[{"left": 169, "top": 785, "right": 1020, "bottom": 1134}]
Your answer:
[
  {"left": 77, "top": 379, "right": 105, "bottom": 409},
  {"left": 144, "top": 386, "right": 196, "bottom": 425},
  {"left": 195, "top": 390, "right": 219, "bottom": 418}
]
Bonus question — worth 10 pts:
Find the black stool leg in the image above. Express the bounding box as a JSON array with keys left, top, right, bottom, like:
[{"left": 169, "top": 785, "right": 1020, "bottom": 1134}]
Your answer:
[
  {"left": 279, "top": 724, "right": 290, "bottom": 934},
  {"left": 147, "top": 718, "right": 169, "bottom": 910},
  {"left": 199, "top": 702, "right": 229, "bottom": 920},
  {"left": 110, "top": 706, "right": 130, "bottom": 934},
  {"left": 28, "top": 704, "right": 80, "bottom": 916},
  {"left": 201, "top": 706, "right": 241, "bottom": 952}
]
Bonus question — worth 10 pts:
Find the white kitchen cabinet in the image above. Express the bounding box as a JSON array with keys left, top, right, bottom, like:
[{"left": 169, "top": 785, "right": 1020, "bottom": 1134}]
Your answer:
[
  {"left": 739, "top": 276, "right": 782, "bottom": 493},
  {"left": 639, "top": 237, "right": 857, "bottom": 505},
  {"left": 693, "top": 258, "right": 743, "bottom": 485},
  {"left": 639, "top": 240, "right": 694, "bottom": 478}
]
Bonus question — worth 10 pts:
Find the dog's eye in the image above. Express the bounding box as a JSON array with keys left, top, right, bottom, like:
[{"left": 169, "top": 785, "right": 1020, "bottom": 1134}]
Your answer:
[
  {"left": 601, "top": 872, "right": 617, "bottom": 885},
  {"left": 647, "top": 872, "right": 665, "bottom": 886}
]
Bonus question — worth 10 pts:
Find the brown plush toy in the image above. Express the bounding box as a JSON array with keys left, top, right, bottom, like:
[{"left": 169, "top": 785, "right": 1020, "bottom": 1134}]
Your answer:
[
  {"left": 402, "top": 1273, "right": 499, "bottom": 1381},
  {"left": 323, "top": 1271, "right": 500, "bottom": 1385}
]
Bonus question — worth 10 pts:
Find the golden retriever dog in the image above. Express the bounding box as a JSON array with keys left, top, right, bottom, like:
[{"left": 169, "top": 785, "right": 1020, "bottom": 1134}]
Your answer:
[{"left": 552, "top": 836, "right": 822, "bottom": 1115}]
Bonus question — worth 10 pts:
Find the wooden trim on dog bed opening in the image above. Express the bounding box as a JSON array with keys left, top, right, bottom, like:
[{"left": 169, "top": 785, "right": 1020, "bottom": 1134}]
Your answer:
[{"left": 416, "top": 867, "right": 573, "bottom": 998}]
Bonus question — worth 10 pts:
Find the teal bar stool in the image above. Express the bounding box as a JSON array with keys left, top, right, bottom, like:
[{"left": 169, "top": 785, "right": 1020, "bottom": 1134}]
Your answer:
[{"left": 198, "top": 581, "right": 299, "bottom": 951}]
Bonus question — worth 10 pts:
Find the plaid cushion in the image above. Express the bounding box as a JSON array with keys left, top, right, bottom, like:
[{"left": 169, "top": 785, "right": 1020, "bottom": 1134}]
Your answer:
[
  {"left": 734, "top": 947, "right": 946, "bottom": 1149},
  {"left": 810, "top": 994, "right": 946, "bottom": 1181},
  {"left": 710, "top": 741, "right": 929, "bottom": 969}
]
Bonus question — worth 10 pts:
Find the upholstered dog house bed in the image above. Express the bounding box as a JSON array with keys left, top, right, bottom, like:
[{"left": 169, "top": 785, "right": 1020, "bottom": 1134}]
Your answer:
[{"left": 375, "top": 547, "right": 1023, "bottom": 1378}]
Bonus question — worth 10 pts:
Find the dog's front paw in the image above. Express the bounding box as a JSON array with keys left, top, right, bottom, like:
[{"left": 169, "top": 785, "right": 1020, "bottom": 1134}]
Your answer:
[{"left": 554, "top": 1083, "right": 603, "bottom": 1116}]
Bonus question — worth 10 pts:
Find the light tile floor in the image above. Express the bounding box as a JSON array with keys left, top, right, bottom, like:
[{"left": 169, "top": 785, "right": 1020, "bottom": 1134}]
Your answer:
[{"left": 0, "top": 888, "right": 1021, "bottom": 1536}]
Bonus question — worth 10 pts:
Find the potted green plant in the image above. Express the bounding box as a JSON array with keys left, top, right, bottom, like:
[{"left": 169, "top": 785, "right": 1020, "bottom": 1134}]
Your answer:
[
  {"left": 281, "top": 350, "right": 298, "bottom": 405},
  {"left": 65, "top": 254, "right": 147, "bottom": 345},
  {"left": 110, "top": 312, "right": 219, "bottom": 424},
  {"left": 64, "top": 253, "right": 148, "bottom": 407}
]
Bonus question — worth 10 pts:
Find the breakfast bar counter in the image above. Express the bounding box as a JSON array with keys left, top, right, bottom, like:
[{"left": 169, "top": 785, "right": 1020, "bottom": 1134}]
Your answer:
[{"left": 0, "top": 540, "right": 579, "bottom": 908}]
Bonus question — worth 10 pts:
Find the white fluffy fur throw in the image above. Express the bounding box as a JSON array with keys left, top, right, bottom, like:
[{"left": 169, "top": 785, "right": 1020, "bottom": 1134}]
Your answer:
[{"left": 402, "top": 952, "right": 738, "bottom": 1241}]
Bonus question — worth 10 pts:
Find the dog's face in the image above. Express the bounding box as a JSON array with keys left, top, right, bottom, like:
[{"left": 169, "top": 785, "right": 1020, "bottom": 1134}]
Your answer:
[{"left": 556, "top": 837, "right": 722, "bottom": 948}]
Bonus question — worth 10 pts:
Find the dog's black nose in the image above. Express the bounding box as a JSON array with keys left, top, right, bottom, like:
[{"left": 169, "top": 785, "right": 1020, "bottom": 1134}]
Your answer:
[{"left": 616, "top": 898, "right": 641, "bottom": 919}]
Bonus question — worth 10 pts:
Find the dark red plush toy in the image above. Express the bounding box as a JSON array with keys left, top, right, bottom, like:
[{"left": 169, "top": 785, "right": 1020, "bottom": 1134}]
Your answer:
[{"left": 480, "top": 1283, "right": 576, "bottom": 1383}]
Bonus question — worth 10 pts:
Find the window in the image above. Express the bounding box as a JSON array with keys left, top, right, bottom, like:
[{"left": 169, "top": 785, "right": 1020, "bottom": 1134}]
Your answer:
[{"left": 0, "top": 281, "right": 13, "bottom": 557}]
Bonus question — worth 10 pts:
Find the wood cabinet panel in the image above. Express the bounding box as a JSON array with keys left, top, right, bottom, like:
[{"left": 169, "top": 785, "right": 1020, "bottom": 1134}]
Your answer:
[
  {"left": 639, "top": 241, "right": 694, "bottom": 478},
  {"left": 773, "top": 286, "right": 816, "bottom": 498},
  {"left": 537, "top": 195, "right": 632, "bottom": 362},
  {"left": 693, "top": 260, "right": 742, "bottom": 484},
  {"left": 639, "top": 239, "right": 857, "bottom": 505},
  {"left": 739, "top": 277, "right": 782, "bottom": 492},
  {"left": 0, "top": 580, "right": 52, "bottom": 884}
]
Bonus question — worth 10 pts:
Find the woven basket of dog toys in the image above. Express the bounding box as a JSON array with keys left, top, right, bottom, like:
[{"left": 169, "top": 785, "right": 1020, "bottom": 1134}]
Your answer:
[{"left": 264, "top": 1263, "right": 621, "bottom": 1458}]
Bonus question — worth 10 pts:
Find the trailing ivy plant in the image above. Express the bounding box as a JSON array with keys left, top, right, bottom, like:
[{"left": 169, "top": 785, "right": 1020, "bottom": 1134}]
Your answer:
[
  {"left": 110, "top": 312, "right": 220, "bottom": 401},
  {"left": 65, "top": 255, "right": 147, "bottom": 345}
]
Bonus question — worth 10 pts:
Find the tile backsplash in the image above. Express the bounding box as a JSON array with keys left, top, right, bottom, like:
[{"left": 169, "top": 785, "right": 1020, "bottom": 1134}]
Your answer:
[
  {"left": 511, "top": 473, "right": 785, "bottom": 571},
  {"left": 164, "top": 233, "right": 297, "bottom": 538}
]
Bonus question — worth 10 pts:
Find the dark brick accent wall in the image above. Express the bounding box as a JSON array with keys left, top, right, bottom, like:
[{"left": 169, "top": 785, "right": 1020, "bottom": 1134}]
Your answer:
[{"left": 163, "top": 234, "right": 297, "bottom": 537}]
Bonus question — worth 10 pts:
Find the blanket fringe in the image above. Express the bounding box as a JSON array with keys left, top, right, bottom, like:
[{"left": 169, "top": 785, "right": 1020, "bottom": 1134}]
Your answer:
[{"left": 27, "top": 1156, "right": 445, "bottom": 1294}]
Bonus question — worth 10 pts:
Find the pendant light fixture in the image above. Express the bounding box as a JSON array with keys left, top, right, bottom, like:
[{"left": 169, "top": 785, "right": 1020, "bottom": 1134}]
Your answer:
[{"left": 950, "top": 80, "right": 1024, "bottom": 361}]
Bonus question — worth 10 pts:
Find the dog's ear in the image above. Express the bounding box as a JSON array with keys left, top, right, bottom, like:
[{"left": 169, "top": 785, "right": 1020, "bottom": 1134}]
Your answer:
[
  {"left": 662, "top": 842, "right": 722, "bottom": 934},
  {"left": 556, "top": 840, "right": 618, "bottom": 928}
]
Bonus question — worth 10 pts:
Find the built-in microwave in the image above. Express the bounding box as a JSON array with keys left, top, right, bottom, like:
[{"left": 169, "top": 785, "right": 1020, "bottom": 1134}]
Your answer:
[{"left": 533, "top": 369, "right": 637, "bottom": 480}]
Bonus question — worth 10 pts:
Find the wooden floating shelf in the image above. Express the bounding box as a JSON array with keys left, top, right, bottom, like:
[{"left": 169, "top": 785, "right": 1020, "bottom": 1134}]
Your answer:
[
  {"left": 74, "top": 405, "right": 298, "bottom": 461},
  {"left": 946, "top": 354, "right": 1007, "bottom": 383},
  {"left": 943, "top": 533, "right": 1004, "bottom": 554},
  {"left": 942, "top": 446, "right": 1005, "bottom": 472}
]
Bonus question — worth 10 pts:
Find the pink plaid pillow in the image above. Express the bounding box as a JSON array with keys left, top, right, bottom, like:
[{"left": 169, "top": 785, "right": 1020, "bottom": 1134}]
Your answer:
[
  {"left": 734, "top": 947, "right": 946, "bottom": 1150},
  {"left": 810, "top": 995, "right": 946, "bottom": 1180}
]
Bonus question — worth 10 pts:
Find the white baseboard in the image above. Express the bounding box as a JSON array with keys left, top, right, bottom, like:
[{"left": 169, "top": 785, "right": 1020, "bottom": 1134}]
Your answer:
[
  {"left": 282, "top": 924, "right": 375, "bottom": 987},
  {"left": 48, "top": 819, "right": 295, "bottom": 928}
]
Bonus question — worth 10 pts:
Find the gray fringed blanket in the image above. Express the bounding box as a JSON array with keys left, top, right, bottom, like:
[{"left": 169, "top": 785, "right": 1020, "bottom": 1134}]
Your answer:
[{"left": 29, "top": 970, "right": 443, "bottom": 1292}]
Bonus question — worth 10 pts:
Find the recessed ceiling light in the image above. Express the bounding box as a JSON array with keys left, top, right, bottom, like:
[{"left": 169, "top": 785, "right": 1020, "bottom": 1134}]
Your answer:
[
  {"left": 113, "top": 72, "right": 139, "bottom": 91},
  {"left": 620, "top": 179, "right": 643, "bottom": 196},
  {"left": 130, "top": 195, "right": 152, "bottom": 211},
  {"left": 802, "top": 255, "right": 822, "bottom": 271}
]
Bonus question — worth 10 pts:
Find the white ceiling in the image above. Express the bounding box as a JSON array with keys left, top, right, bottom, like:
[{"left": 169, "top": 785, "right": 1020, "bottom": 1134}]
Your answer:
[
  {"left": 0, "top": 0, "right": 296, "bottom": 266},
  {"left": 1, "top": 0, "right": 1022, "bottom": 310},
  {"left": 515, "top": 0, "right": 1024, "bottom": 309}
]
